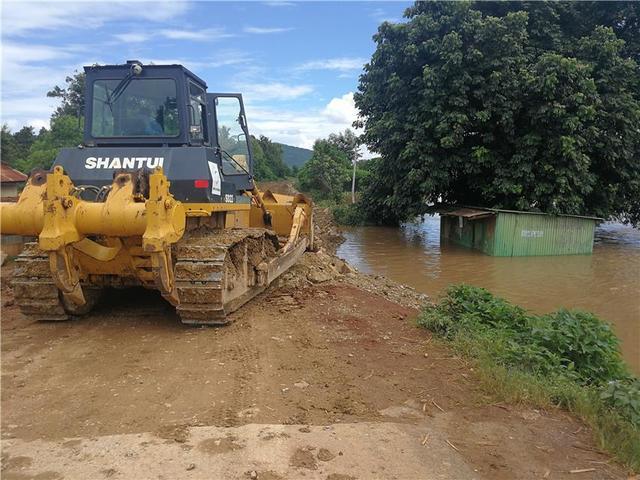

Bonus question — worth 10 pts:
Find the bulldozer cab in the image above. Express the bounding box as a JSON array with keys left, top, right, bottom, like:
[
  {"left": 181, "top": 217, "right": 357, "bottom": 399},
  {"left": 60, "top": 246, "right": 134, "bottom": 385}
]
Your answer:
[
  {"left": 81, "top": 61, "right": 255, "bottom": 194},
  {"left": 1, "top": 61, "right": 314, "bottom": 326}
]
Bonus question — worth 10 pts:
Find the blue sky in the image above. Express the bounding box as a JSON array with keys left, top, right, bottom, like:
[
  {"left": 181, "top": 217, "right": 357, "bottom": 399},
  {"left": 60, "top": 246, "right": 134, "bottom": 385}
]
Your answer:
[{"left": 2, "top": 0, "right": 410, "bottom": 148}]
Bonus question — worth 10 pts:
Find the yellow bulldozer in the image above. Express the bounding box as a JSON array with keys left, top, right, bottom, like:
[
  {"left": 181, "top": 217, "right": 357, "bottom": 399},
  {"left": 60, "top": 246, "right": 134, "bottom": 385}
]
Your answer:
[{"left": 0, "top": 61, "right": 313, "bottom": 325}]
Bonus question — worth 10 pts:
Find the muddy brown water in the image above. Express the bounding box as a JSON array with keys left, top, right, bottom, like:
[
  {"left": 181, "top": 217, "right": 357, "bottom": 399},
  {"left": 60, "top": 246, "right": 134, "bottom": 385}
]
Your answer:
[{"left": 337, "top": 217, "right": 640, "bottom": 374}]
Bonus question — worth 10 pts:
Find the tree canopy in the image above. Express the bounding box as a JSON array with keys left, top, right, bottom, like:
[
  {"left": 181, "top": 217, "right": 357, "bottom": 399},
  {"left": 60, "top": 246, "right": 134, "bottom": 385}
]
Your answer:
[
  {"left": 355, "top": 1, "right": 640, "bottom": 225},
  {"left": 298, "top": 138, "right": 352, "bottom": 202},
  {"left": 17, "top": 116, "right": 83, "bottom": 173},
  {"left": 327, "top": 129, "right": 360, "bottom": 164},
  {"left": 251, "top": 135, "right": 291, "bottom": 181},
  {"left": 47, "top": 71, "right": 86, "bottom": 119},
  {"left": 1, "top": 71, "right": 85, "bottom": 172}
]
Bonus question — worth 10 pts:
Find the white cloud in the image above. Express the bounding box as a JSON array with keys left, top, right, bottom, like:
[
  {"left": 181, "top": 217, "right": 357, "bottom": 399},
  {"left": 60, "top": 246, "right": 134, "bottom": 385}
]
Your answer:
[
  {"left": 1, "top": 96, "right": 59, "bottom": 131},
  {"left": 263, "top": 1, "right": 296, "bottom": 7},
  {"left": 159, "top": 28, "right": 234, "bottom": 41},
  {"left": 141, "top": 50, "right": 252, "bottom": 70},
  {"left": 205, "top": 51, "right": 253, "bottom": 67},
  {"left": 243, "top": 26, "right": 293, "bottom": 34},
  {"left": 1, "top": 1, "right": 190, "bottom": 36},
  {"left": 1, "top": 42, "right": 76, "bottom": 98},
  {"left": 2, "top": 42, "right": 74, "bottom": 63},
  {"left": 1, "top": 62, "right": 67, "bottom": 99},
  {"left": 322, "top": 92, "right": 358, "bottom": 124},
  {"left": 295, "top": 57, "right": 366, "bottom": 72},
  {"left": 142, "top": 58, "right": 204, "bottom": 68},
  {"left": 370, "top": 7, "right": 402, "bottom": 24},
  {"left": 246, "top": 92, "right": 361, "bottom": 149},
  {"left": 113, "top": 32, "right": 151, "bottom": 43},
  {"left": 26, "top": 118, "right": 50, "bottom": 131},
  {"left": 3, "top": 117, "right": 50, "bottom": 132},
  {"left": 239, "top": 82, "right": 313, "bottom": 102},
  {"left": 113, "top": 27, "right": 236, "bottom": 44}
]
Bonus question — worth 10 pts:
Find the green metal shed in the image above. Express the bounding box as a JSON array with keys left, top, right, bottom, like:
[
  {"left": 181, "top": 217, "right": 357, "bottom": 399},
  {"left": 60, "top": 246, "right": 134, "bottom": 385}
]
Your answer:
[{"left": 440, "top": 207, "right": 602, "bottom": 256}]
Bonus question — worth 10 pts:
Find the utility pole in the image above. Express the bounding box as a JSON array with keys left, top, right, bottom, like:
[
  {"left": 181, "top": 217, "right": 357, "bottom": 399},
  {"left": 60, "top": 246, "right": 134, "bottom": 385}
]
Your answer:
[{"left": 351, "top": 157, "right": 356, "bottom": 204}]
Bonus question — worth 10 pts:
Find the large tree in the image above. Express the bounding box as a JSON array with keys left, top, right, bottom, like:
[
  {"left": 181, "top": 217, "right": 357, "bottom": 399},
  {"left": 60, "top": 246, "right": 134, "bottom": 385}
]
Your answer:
[
  {"left": 298, "top": 139, "right": 351, "bottom": 202},
  {"left": 18, "top": 116, "right": 83, "bottom": 173},
  {"left": 355, "top": 1, "right": 640, "bottom": 225},
  {"left": 1, "top": 125, "right": 19, "bottom": 166},
  {"left": 47, "top": 71, "right": 86, "bottom": 119},
  {"left": 328, "top": 129, "right": 361, "bottom": 203},
  {"left": 251, "top": 135, "right": 291, "bottom": 181},
  {"left": 13, "top": 126, "right": 37, "bottom": 162},
  {"left": 0, "top": 125, "right": 40, "bottom": 168},
  {"left": 327, "top": 129, "right": 360, "bottom": 164}
]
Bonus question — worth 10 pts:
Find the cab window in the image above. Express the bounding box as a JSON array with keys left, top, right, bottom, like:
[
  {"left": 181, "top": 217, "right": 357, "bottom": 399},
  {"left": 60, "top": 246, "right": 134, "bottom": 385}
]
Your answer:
[
  {"left": 91, "top": 78, "right": 179, "bottom": 137},
  {"left": 215, "top": 96, "right": 250, "bottom": 175}
]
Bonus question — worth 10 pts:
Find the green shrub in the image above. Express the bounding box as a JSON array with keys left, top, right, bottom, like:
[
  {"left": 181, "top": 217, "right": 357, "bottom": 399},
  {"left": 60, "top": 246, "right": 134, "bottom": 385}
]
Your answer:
[
  {"left": 419, "top": 284, "right": 640, "bottom": 469},
  {"left": 331, "top": 203, "right": 368, "bottom": 226},
  {"left": 536, "top": 310, "right": 630, "bottom": 385},
  {"left": 420, "top": 285, "right": 630, "bottom": 386},
  {"left": 600, "top": 378, "right": 640, "bottom": 425}
]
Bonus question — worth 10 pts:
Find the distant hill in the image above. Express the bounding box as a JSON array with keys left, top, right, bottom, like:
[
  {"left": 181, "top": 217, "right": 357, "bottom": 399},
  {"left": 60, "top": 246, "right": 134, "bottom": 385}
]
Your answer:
[{"left": 277, "top": 143, "right": 313, "bottom": 168}]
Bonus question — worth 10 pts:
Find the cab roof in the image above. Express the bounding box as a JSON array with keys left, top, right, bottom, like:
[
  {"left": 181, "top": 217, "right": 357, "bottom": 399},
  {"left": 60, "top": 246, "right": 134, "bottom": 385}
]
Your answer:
[{"left": 83, "top": 61, "right": 207, "bottom": 89}]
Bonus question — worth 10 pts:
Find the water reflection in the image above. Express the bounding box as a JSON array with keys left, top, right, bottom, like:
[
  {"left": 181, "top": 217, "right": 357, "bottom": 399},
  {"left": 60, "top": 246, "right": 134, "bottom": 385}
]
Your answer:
[{"left": 337, "top": 216, "right": 640, "bottom": 373}]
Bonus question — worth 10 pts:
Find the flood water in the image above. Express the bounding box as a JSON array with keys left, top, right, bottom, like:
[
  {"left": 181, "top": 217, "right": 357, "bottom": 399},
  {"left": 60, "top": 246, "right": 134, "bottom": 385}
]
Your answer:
[{"left": 337, "top": 216, "right": 640, "bottom": 374}]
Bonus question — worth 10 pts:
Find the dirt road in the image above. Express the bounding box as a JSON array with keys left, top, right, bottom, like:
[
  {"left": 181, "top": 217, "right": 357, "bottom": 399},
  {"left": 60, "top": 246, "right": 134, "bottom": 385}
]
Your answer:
[{"left": 0, "top": 254, "right": 627, "bottom": 479}]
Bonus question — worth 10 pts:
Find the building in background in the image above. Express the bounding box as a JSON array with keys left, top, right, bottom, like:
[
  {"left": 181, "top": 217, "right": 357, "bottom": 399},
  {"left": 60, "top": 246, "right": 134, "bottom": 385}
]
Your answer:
[
  {"left": 440, "top": 207, "right": 601, "bottom": 256},
  {"left": 1, "top": 163, "right": 28, "bottom": 257},
  {"left": 0, "top": 163, "right": 27, "bottom": 201}
]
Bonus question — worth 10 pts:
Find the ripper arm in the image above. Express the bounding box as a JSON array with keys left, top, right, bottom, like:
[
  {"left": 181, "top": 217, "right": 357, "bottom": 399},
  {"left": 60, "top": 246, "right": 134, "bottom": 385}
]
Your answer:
[{"left": 0, "top": 166, "right": 185, "bottom": 308}]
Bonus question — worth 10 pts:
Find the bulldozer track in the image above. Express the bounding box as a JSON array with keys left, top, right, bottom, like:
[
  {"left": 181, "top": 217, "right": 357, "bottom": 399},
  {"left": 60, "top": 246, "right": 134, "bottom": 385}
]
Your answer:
[
  {"left": 12, "top": 227, "right": 299, "bottom": 326},
  {"left": 12, "top": 243, "right": 103, "bottom": 321},
  {"left": 170, "top": 227, "right": 281, "bottom": 326},
  {"left": 13, "top": 243, "right": 70, "bottom": 321}
]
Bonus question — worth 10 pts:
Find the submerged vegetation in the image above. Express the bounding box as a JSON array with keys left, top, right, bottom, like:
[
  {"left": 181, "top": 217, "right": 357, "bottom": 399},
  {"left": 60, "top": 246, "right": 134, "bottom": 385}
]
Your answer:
[{"left": 419, "top": 285, "right": 640, "bottom": 469}]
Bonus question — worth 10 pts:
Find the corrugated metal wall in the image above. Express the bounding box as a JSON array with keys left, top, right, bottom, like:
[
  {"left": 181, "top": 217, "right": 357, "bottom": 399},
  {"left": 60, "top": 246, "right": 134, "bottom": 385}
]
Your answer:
[
  {"left": 441, "top": 212, "right": 596, "bottom": 256},
  {"left": 440, "top": 216, "right": 496, "bottom": 254},
  {"left": 494, "top": 213, "right": 596, "bottom": 256},
  {"left": 473, "top": 217, "right": 496, "bottom": 255}
]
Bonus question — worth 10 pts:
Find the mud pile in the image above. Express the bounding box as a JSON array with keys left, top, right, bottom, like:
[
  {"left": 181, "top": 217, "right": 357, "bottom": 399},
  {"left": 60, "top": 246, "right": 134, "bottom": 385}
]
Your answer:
[
  {"left": 278, "top": 248, "right": 353, "bottom": 288},
  {"left": 243, "top": 180, "right": 429, "bottom": 309},
  {"left": 276, "top": 196, "right": 429, "bottom": 310},
  {"left": 312, "top": 207, "right": 344, "bottom": 254},
  {"left": 259, "top": 180, "right": 299, "bottom": 197},
  {"left": 276, "top": 248, "right": 429, "bottom": 310}
]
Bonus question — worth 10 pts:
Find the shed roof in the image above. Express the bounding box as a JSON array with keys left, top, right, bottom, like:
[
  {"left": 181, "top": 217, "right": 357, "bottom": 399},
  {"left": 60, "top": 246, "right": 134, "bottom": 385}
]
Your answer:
[
  {"left": 440, "top": 208, "right": 495, "bottom": 220},
  {"left": 441, "top": 206, "right": 603, "bottom": 221},
  {"left": 0, "top": 163, "right": 27, "bottom": 183}
]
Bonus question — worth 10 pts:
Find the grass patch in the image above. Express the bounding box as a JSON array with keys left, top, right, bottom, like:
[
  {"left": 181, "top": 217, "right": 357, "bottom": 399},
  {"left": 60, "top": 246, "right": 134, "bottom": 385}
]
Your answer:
[{"left": 418, "top": 284, "right": 640, "bottom": 470}]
